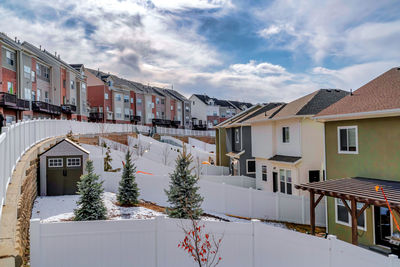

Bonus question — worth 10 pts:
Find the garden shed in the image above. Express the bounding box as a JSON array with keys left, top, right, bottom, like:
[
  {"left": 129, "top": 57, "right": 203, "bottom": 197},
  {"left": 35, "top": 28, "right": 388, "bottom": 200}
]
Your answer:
[{"left": 39, "top": 138, "right": 90, "bottom": 196}]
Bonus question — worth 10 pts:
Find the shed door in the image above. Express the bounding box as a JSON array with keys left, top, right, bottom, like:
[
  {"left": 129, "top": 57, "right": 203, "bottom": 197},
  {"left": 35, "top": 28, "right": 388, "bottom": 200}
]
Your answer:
[{"left": 47, "top": 156, "right": 83, "bottom": 196}]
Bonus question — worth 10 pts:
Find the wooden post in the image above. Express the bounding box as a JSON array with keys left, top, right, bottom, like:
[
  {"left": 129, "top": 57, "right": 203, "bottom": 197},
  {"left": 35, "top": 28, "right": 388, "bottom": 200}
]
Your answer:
[
  {"left": 310, "top": 190, "right": 315, "bottom": 235},
  {"left": 351, "top": 198, "right": 358, "bottom": 245}
]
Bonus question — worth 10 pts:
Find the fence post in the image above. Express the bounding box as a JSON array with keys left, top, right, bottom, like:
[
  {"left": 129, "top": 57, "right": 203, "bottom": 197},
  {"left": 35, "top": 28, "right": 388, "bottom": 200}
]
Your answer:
[
  {"left": 155, "top": 216, "right": 165, "bottom": 267},
  {"left": 222, "top": 183, "right": 227, "bottom": 214},
  {"left": 327, "top": 235, "right": 337, "bottom": 267},
  {"left": 248, "top": 188, "right": 253, "bottom": 218},
  {"left": 251, "top": 219, "right": 260, "bottom": 267},
  {"left": 301, "top": 195, "right": 306, "bottom": 225},
  {"left": 275, "top": 193, "right": 280, "bottom": 221},
  {"left": 30, "top": 219, "right": 41, "bottom": 267}
]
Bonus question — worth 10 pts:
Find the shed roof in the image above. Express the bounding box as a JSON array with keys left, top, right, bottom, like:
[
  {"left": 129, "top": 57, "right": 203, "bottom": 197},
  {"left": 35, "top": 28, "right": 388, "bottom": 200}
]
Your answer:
[
  {"left": 40, "top": 138, "right": 90, "bottom": 157},
  {"left": 268, "top": 155, "right": 302, "bottom": 164}
]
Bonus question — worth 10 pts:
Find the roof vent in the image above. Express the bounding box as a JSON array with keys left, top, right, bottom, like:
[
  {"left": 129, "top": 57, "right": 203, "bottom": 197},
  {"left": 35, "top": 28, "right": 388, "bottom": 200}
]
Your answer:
[{"left": 350, "top": 89, "right": 353, "bottom": 96}]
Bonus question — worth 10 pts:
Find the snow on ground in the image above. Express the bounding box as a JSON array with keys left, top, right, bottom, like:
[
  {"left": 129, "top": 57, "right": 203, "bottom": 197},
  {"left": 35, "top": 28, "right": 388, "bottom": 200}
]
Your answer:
[
  {"left": 80, "top": 144, "right": 174, "bottom": 176},
  {"left": 32, "top": 192, "right": 165, "bottom": 223}
]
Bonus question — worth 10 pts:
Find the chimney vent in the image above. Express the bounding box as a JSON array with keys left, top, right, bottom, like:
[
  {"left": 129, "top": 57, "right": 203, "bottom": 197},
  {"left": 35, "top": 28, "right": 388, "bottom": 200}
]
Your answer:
[
  {"left": 350, "top": 89, "right": 353, "bottom": 96},
  {"left": 39, "top": 45, "right": 41, "bottom": 50},
  {"left": 14, "top": 37, "right": 17, "bottom": 42}
]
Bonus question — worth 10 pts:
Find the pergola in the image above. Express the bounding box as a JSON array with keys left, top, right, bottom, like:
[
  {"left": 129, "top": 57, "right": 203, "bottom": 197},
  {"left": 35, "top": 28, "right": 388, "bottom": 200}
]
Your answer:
[{"left": 295, "top": 177, "right": 400, "bottom": 245}]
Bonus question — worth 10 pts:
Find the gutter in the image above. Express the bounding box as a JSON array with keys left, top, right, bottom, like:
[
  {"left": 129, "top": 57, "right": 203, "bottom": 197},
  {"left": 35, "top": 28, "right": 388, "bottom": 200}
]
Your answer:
[{"left": 314, "top": 108, "right": 400, "bottom": 122}]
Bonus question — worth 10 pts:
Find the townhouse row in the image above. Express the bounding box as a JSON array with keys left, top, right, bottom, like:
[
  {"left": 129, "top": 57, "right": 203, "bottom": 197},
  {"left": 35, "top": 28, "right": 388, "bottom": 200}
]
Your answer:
[
  {"left": 189, "top": 94, "right": 253, "bottom": 129},
  {"left": 216, "top": 67, "right": 400, "bottom": 251},
  {"left": 0, "top": 33, "right": 88, "bottom": 123}
]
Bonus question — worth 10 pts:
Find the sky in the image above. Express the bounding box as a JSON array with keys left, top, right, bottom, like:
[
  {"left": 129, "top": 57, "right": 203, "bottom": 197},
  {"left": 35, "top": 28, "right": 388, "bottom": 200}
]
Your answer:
[{"left": 0, "top": 0, "right": 399, "bottom": 103}]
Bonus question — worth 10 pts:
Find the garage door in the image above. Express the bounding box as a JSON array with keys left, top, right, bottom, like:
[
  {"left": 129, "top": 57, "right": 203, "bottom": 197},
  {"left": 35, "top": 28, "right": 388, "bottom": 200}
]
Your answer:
[{"left": 46, "top": 156, "right": 83, "bottom": 196}]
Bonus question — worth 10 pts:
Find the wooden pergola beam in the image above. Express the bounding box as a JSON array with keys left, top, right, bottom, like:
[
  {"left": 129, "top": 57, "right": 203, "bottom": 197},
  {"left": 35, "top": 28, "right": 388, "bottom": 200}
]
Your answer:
[{"left": 351, "top": 198, "right": 358, "bottom": 245}]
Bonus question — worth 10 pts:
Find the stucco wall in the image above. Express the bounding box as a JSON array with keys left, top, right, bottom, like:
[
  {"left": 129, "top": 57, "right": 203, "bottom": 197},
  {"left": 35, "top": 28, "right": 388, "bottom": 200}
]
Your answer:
[
  {"left": 325, "top": 116, "right": 400, "bottom": 246},
  {"left": 251, "top": 121, "right": 274, "bottom": 159}
]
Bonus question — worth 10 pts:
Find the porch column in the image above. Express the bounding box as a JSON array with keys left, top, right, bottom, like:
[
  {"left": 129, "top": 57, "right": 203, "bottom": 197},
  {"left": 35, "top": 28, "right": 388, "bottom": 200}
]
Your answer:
[
  {"left": 310, "top": 190, "right": 315, "bottom": 235},
  {"left": 351, "top": 198, "right": 358, "bottom": 245}
]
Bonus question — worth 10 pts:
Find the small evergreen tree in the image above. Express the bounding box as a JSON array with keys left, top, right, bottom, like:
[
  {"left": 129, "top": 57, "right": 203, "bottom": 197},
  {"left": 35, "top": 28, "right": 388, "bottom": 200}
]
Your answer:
[
  {"left": 117, "top": 150, "right": 139, "bottom": 206},
  {"left": 104, "top": 145, "right": 112, "bottom": 171},
  {"left": 165, "top": 147, "right": 203, "bottom": 219},
  {"left": 74, "top": 160, "right": 107, "bottom": 221}
]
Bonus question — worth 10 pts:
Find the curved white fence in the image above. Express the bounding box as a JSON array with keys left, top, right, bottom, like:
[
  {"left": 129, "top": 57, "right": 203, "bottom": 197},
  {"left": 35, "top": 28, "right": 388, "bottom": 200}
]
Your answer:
[{"left": 0, "top": 119, "right": 214, "bottom": 222}]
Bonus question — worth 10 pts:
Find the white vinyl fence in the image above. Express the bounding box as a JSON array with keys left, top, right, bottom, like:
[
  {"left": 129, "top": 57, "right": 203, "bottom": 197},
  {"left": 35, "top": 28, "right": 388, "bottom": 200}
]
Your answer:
[
  {"left": 200, "top": 165, "right": 230, "bottom": 176},
  {"left": 98, "top": 136, "right": 130, "bottom": 154},
  {"left": 188, "top": 137, "right": 216, "bottom": 153},
  {"left": 30, "top": 216, "right": 400, "bottom": 267},
  {"left": 100, "top": 171, "right": 326, "bottom": 226},
  {"left": 200, "top": 175, "right": 256, "bottom": 188},
  {"left": 156, "top": 126, "right": 216, "bottom": 137},
  {"left": 0, "top": 119, "right": 213, "bottom": 224}
]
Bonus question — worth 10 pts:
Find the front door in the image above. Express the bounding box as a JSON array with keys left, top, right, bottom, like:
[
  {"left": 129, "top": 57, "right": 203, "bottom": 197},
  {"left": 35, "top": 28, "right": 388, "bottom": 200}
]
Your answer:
[
  {"left": 374, "top": 206, "right": 391, "bottom": 246},
  {"left": 273, "top": 172, "right": 278, "bottom": 192}
]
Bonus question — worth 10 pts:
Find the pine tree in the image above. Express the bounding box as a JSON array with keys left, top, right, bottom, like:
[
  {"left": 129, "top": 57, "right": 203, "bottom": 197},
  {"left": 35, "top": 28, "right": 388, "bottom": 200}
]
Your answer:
[
  {"left": 74, "top": 160, "right": 107, "bottom": 221},
  {"left": 165, "top": 147, "right": 203, "bottom": 219},
  {"left": 104, "top": 145, "right": 112, "bottom": 171},
  {"left": 117, "top": 150, "right": 140, "bottom": 206}
]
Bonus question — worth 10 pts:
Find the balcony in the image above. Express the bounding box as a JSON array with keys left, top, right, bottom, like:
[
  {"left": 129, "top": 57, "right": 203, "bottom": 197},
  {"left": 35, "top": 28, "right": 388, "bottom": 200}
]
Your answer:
[
  {"left": 61, "top": 104, "right": 77, "bottom": 114},
  {"left": 16, "top": 98, "right": 30, "bottom": 111},
  {"left": 171, "top": 120, "right": 181, "bottom": 128},
  {"left": 89, "top": 112, "right": 104, "bottom": 121},
  {"left": 152, "top": 118, "right": 171, "bottom": 127},
  {"left": 32, "top": 101, "right": 61, "bottom": 115},
  {"left": 0, "top": 92, "right": 17, "bottom": 108},
  {"left": 130, "top": 115, "right": 141, "bottom": 122}
]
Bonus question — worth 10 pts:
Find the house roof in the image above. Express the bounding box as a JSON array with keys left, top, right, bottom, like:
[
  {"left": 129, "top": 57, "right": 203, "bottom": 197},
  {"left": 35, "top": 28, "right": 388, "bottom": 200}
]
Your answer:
[
  {"left": 166, "top": 89, "right": 188, "bottom": 102},
  {"left": 237, "top": 103, "right": 284, "bottom": 123},
  {"left": 0, "top": 32, "right": 21, "bottom": 50},
  {"left": 70, "top": 64, "right": 83, "bottom": 71},
  {"left": 192, "top": 94, "right": 253, "bottom": 109},
  {"left": 316, "top": 67, "right": 400, "bottom": 118},
  {"left": 271, "top": 89, "right": 348, "bottom": 120},
  {"left": 268, "top": 155, "right": 302, "bottom": 164},
  {"left": 243, "top": 104, "right": 285, "bottom": 123},
  {"left": 228, "top": 100, "right": 253, "bottom": 110}
]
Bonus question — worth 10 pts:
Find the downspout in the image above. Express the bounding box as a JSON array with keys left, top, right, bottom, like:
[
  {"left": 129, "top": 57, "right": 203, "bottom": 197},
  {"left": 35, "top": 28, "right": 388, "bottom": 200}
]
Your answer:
[{"left": 323, "top": 121, "right": 329, "bottom": 233}]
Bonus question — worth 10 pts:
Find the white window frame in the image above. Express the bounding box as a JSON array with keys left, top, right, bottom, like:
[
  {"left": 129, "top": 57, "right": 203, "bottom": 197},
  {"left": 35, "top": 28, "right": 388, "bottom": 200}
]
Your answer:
[
  {"left": 48, "top": 158, "right": 63, "bottom": 168},
  {"left": 335, "top": 198, "right": 367, "bottom": 231},
  {"left": 7, "top": 82, "right": 13, "bottom": 94},
  {"left": 137, "top": 98, "right": 142, "bottom": 104},
  {"left": 67, "top": 157, "right": 81, "bottom": 167},
  {"left": 261, "top": 165, "right": 267, "bottom": 181},
  {"left": 279, "top": 169, "right": 293, "bottom": 195},
  {"left": 24, "top": 88, "right": 31, "bottom": 100},
  {"left": 235, "top": 128, "right": 240, "bottom": 144},
  {"left": 105, "top": 93, "right": 109, "bottom": 100},
  {"left": 282, "top": 126, "right": 290, "bottom": 143},
  {"left": 116, "top": 94, "right": 122, "bottom": 101},
  {"left": 6, "top": 49, "right": 14, "bottom": 66},
  {"left": 337, "top": 126, "right": 358, "bottom": 154},
  {"left": 171, "top": 105, "right": 174, "bottom": 111},
  {"left": 246, "top": 159, "right": 256, "bottom": 174},
  {"left": 24, "top": 66, "right": 31, "bottom": 79}
]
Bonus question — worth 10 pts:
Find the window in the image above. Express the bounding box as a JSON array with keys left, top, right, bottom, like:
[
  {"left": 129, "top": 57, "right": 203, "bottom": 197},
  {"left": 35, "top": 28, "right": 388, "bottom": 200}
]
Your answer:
[
  {"left": 309, "top": 170, "right": 320, "bottom": 183},
  {"left": 31, "top": 91, "right": 36, "bottom": 101},
  {"left": 82, "top": 83, "right": 86, "bottom": 92},
  {"left": 178, "top": 105, "right": 181, "bottom": 111},
  {"left": 116, "top": 108, "right": 122, "bottom": 118},
  {"left": 262, "top": 165, "right": 267, "bottom": 181},
  {"left": 235, "top": 128, "right": 239, "bottom": 144},
  {"left": 24, "top": 66, "right": 31, "bottom": 79},
  {"left": 137, "top": 98, "right": 142, "bottom": 104},
  {"left": 192, "top": 101, "right": 195, "bottom": 105},
  {"left": 70, "top": 80, "right": 75, "bottom": 89},
  {"left": 24, "top": 88, "right": 31, "bottom": 100},
  {"left": 124, "top": 108, "right": 130, "bottom": 119},
  {"left": 105, "top": 93, "right": 109, "bottom": 100},
  {"left": 130, "top": 98, "right": 134, "bottom": 104},
  {"left": 335, "top": 199, "right": 366, "bottom": 230},
  {"left": 161, "top": 99, "right": 165, "bottom": 104},
  {"left": 48, "top": 158, "right": 63, "bottom": 167},
  {"left": 338, "top": 126, "right": 358, "bottom": 154},
  {"left": 279, "top": 169, "right": 292, "bottom": 195},
  {"left": 44, "top": 67, "right": 50, "bottom": 79},
  {"left": 37, "top": 89, "right": 41, "bottom": 101},
  {"left": 116, "top": 94, "right": 122, "bottom": 101},
  {"left": 246, "top": 160, "right": 256, "bottom": 174},
  {"left": 67, "top": 158, "right": 81, "bottom": 167},
  {"left": 31, "top": 71, "right": 36, "bottom": 82},
  {"left": 7, "top": 82, "right": 13, "bottom": 94},
  {"left": 213, "top": 119, "right": 218, "bottom": 125},
  {"left": 124, "top": 95, "right": 129, "bottom": 103},
  {"left": 282, "top": 127, "right": 290, "bottom": 143},
  {"left": 156, "top": 98, "right": 160, "bottom": 104},
  {"left": 71, "top": 97, "right": 76, "bottom": 105},
  {"left": 6, "top": 50, "right": 14, "bottom": 66},
  {"left": 156, "top": 111, "right": 160, "bottom": 118},
  {"left": 137, "top": 111, "right": 142, "bottom": 116},
  {"left": 213, "top": 111, "right": 217, "bottom": 116},
  {"left": 171, "top": 105, "right": 174, "bottom": 111}
]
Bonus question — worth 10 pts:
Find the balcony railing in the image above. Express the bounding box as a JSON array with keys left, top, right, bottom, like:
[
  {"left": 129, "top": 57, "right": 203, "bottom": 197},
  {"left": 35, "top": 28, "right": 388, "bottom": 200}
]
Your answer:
[
  {"left": 89, "top": 112, "right": 104, "bottom": 121},
  {"left": 130, "top": 115, "right": 141, "bottom": 122},
  {"left": 16, "top": 98, "right": 30, "bottom": 111},
  {"left": 0, "top": 92, "right": 17, "bottom": 108},
  {"left": 61, "top": 104, "right": 77, "bottom": 114},
  {"left": 32, "top": 101, "right": 61, "bottom": 115}
]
